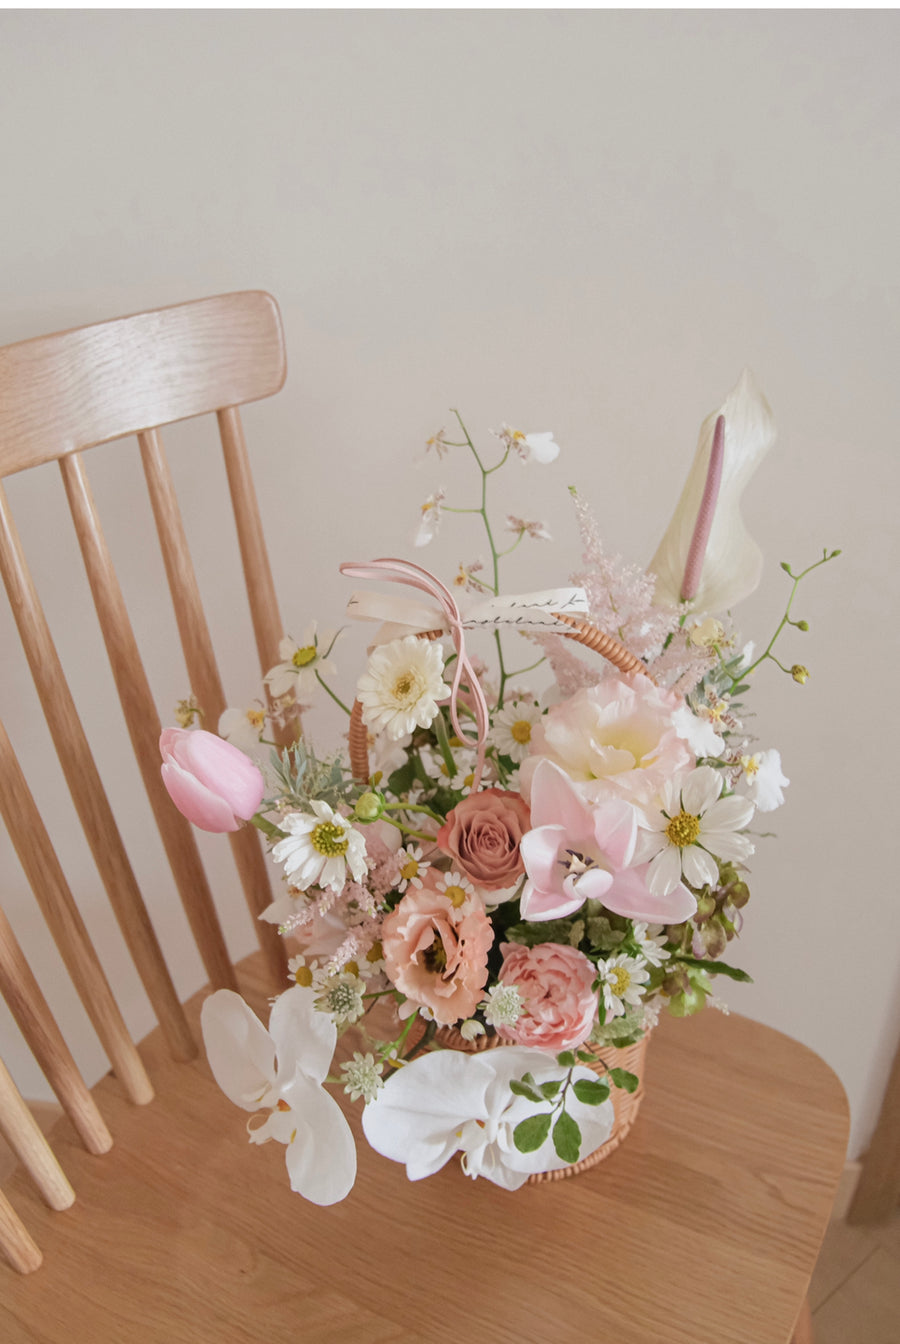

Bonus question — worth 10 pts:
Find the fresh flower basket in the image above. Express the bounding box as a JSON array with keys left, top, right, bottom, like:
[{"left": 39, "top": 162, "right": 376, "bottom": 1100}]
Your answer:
[{"left": 160, "top": 372, "right": 837, "bottom": 1204}]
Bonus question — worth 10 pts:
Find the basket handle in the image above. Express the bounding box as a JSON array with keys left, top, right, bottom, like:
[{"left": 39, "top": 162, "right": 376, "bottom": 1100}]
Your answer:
[{"left": 348, "top": 616, "right": 649, "bottom": 785}]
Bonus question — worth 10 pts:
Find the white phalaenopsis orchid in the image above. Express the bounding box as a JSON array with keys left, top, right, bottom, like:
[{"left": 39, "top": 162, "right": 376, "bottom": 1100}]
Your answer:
[
  {"left": 201, "top": 985, "right": 356, "bottom": 1206},
  {"left": 362, "top": 1045, "right": 615, "bottom": 1190},
  {"left": 649, "top": 368, "right": 776, "bottom": 615}
]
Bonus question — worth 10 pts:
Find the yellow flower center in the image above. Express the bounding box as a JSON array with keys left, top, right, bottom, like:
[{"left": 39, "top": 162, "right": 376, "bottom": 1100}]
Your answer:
[
  {"left": 247, "top": 708, "right": 266, "bottom": 729},
  {"left": 342, "top": 960, "right": 360, "bottom": 977},
  {"left": 310, "top": 821, "right": 349, "bottom": 858},
  {"left": 665, "top": 811, "right": 701, "bottom": 848},
  {"left": 609, "top": 967, "right": 631, "bottom": 996},
  {"left": 292, "top": 645, "right": 317, "bottom": 668},
  {"left": 293, "top": 965, "right": 314, "bottom": 988},
  {"left": 400, "top": 857, "right": 420, "bottom": 881},
  {"left": 445, "top": 884, "right": 468, "bottom": 908},
  {"left": 741, "top": 754, "right": 760, "bottom": 778},
  {"left": 511, "top": 719, "right": 532, "bottom": 744},
  {"left": 391, "top": 670, "right": 424, "bottom": 706},
  {"left": 366, "top": 942, "right": 383, "bottom": 964}
]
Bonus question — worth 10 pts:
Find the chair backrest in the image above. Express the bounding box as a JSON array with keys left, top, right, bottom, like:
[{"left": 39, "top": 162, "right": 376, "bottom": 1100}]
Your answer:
[{"left": 0, "top": 292, "right": 294, "bottom": 1269}]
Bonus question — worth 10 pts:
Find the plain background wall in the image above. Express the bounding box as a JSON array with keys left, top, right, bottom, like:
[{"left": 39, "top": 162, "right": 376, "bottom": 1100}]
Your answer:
[{"left": 0, "top": 9, "right": 897, "bottom": 1160}]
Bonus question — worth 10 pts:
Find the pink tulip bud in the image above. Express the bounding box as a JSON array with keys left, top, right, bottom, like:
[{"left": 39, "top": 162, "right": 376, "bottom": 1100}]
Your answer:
[{"left": 160, "top": 728, "right": 265, "bottom": 833}]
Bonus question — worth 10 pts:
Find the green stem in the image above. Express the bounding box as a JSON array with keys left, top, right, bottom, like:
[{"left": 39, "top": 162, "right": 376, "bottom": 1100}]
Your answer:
[
  {"left": 315, "top": 671, "right": 352, "bottom": 716},
  {"left": 248, "top": 813, "right": 287, "bottom": 841}
]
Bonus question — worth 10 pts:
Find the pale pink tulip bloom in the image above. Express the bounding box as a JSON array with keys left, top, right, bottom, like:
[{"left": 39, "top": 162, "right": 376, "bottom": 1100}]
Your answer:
[
  {"left": 519, "top": 760, "right": 697, "bottom": 924},
  {"left": 160, "top": 727, "right": 265, "bottom": 833}
]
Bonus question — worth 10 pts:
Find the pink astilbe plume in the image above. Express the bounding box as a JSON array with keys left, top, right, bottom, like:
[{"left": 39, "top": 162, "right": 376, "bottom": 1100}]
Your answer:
[
  {"left": 645, "top": 632, "right": 715, "bottom": 697},
  {"left": 570, "top": 491, "right": 679, "bottom": 661},
  {"left": 529, "top": 632, "right": 605, "bottom": 699}
]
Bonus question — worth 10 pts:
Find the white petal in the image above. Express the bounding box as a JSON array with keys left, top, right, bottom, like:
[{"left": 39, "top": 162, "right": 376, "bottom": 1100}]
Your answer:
[
  {"left": 681, "top": 766, "right": 723, "bottom": 816},
  {"left": 200, "top": 990, "right": 275, "bottom": 1110},
  {"left": 671, "top": 705, "right": 724, "bottom": 758},
  {"left": 681, "top": 844, "right": 719, "bottom": 889},
  {"left": 646, "top": 846, "right": 684, "bottom": 896},
  {"left": 362, "top": 1050, "right": 493, "bottom": 1177},
  {"left": 702, "top": 794, "right": 755, "bottom": 832},
  {"left": 269, "top": 985, "right": 337, "bottom": 1086},
  {"left": 701, "top": 831, "right": 755, "bottom": 863},
  {"left": 649, "top": 368, "right": 776, "bottom": 613},
  {"left": 282, "top": 1075, "right": 357, "bottom": 1205}
]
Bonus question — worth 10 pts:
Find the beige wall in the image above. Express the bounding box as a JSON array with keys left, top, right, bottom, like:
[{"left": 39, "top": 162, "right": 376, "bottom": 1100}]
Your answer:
[{"left": 1, "top": 9, "right": 897, "bottom": 1159}]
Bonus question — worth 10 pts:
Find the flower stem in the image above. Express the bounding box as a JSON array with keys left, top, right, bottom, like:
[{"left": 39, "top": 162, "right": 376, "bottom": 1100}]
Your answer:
[{"left": 315, "top": 671, "right": 352, "bottom": 716}]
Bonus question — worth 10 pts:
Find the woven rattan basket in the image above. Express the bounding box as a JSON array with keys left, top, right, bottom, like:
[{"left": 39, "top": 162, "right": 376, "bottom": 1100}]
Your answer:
[{"left": 348, "top": 610, "right": 655, "bottom": 1180}]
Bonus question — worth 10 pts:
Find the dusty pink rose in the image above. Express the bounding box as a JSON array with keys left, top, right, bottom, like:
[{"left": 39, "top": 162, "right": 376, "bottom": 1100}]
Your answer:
[
  {"left": 436, "top": 788, "right": 530, "bottom": 892},
  {"left": 381, "top": 876, "right": 494, "bottom": 1025},
  {"left": 518, "top": 675, "right": 693, "bottom": 807},
  {"left": 496, "top": 942, "right": 599, "bottom": 1052}
]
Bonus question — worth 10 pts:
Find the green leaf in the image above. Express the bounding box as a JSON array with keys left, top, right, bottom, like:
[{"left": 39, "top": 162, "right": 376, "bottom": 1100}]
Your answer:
[
  {"left": 677, "top": 955, "right": 753, "bottom": 983},
  {"left": 552, "top": 1110, "right": 582, "bottom": 1165},
  {"left": 539, "top": 1080, "right": 562, "bottom": 1100},
  {"left": 576, "top": 1049, "right": 596, "bottom": 1064},
  {"left": 609, "top": 1068, "right": 639, "bottom": 1093},
  {"left": 509, "top": 1080, "right": 544, "bottom": 1104},
  {"left": 513, "top": 1112, "right": 552, "bottom": 1153},
  {"left": 556, "top": 1051, "right": 576, "bottom": 1068},
  {"left": 504, "top": 920, "right": 579, "bottom": 948},
  {"left": 572, "top": 1079, "right": 610, "bottom": 1106}
]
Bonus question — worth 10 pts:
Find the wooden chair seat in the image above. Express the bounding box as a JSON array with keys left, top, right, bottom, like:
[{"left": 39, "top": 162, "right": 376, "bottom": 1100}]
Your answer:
[{"left": 0, "top": 951, "right": 848, "bottom": 1344}]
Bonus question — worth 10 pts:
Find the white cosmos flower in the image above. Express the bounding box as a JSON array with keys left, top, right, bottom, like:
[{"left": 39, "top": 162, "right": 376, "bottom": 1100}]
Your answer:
[
  {"left": 635, "top": 765, "right": 755, "bottom": 896},
  {"left": 649, "top": 369, "right": 776, "bottom": 615},
  {"left": 739, "top": 749, "right": 789, "bottom": 812},
  {"left": 200, "top": 985, "right": 356, "bottom": 1206},
  {"left": 362, "top": 1046, "right": 614, "bottom": 1190},
  {"left": 272, "top": 801, "right": 367, "bottom": 893},
  {"left": 357, "top": 635, "right": 450, "bottom": 740},
  {"left": 265, "top": 623, "right": 337, "bottom": 700}
]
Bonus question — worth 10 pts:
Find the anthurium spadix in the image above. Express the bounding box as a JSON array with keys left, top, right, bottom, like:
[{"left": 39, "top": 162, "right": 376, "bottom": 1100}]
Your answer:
[
  {"left": 648, "top": 369, "right": 777, "bottom": 615},
  {"left": 201, "top": 985, "right": 356, "bottom": 1205}
]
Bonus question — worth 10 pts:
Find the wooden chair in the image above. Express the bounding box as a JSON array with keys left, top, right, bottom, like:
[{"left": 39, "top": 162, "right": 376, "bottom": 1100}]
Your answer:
[{"left": 0, "top": 295, "right": 848, "bottom": 1341}]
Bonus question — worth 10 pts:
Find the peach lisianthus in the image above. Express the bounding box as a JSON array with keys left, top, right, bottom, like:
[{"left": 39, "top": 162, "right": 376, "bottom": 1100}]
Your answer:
[
  {"left": 495, "top": 942, "right": 599, "bottom": 1053},
  {"left": 436, "top": 788, "right": 530, "bottom": 893},
  {"left": 381, "top": 876, "right": 494, "bottom": 1025},
  {"left": 518, "top": 675, "right": 693, "bottom": 807}
]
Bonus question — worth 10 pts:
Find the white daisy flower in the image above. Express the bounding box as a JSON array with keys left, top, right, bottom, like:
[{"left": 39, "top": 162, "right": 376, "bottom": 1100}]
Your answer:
[
  {"left": 287, "top": 953, "right": 319, "bottom": 989},
  {"left": 631, "top": 922, "right": 671, "bottom": 967},
  {"left": 598, "top": 954, "right": 650, "bottom": 1019},
  {"left": 635, "top": 766, "right": 755, "bottom": 897},
  {"left": 490, "top": 699, "right": 542, "bottom": 764},
  {"left": 433, "top": 870, "right": 478, "bottom": 910},
  {"left": 397, "top": 845, "right": 431, "bottom": 892},
  {"left": 272, "top": 801, "right": 367, "bottom": 894},
  {"left": 357, "top": 635, "right": 450, "bottom": 740},
  {"left": 340, "top": 1052, "right": 384, "bottom": 1103},
  {"left": 264, "top": 623, "right": 337, "bottom": 700}
]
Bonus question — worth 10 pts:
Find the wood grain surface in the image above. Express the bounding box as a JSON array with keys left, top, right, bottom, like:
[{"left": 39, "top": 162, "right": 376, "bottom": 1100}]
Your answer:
[{"left": 0, "top": 953, "right": 848, "bottom": 1344}]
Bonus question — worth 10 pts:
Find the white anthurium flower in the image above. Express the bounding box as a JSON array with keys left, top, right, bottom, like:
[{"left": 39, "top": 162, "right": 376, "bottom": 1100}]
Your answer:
[
  {"left": 738, "top": 749, "right": 789, "bottom": 812},
  {"left": 200, "top": 985, "right": 356, "bottom": 1206},
  {"left": 362, "top": 1046, "right": 614, "bottom": 1190},
  {"left": 648, "top": 368, "right": 777, "bottom": 615},
  {"left": 635, "top": 765, "right": 755, "bottom": 896}
]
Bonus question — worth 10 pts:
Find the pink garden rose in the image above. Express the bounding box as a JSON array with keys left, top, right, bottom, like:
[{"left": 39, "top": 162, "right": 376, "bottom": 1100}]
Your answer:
[
  {"left": 160, "top": 727, "right": 265, "bottom": 833},
  {"left": 436, "top": 788, "right": 531, "bottom": 892},
  {"left": 496, "top": 942, "right": 599, "bottom": 1053},
  {"left": 518, "top": 675, "right": 693, "bottom": 807},
  {"left": 381, "top": 875, "right": 494, "bottom": 1025}
]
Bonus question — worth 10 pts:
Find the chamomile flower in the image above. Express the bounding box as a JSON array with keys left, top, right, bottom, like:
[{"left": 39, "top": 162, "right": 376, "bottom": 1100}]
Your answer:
[
  {"left": 265, "top": 623, "right": 338, "bottom": 701},
  {"left": 272, "top": 801, "right": 368, "bottom": 894},
  {"left": 287, "top": 953, "right": 318, "bottom": 989},
  {"left": 397, "top": 845, "right": 431, "bottom": 892},
  {"left": 490, "top": 699, "right": 542, "bottom": 764},
  {"left": 635, "top": 766, "right": 755, "bottom": 897},
  {"left": 598, "top": 954, "right": 650, "bottom": 1019},
  {"left": 630, "top": 923, "right": 671, "bottom": 968},
  {"left": 357, "top": 635, "right": 450, "bottom": 740},
  {"left": 433, "top": 870, "right": 478, "bottom": 910}
]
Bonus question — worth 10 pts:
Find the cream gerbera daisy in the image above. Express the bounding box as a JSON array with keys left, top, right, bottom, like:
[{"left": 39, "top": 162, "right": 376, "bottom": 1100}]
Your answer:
[
  {"left": 271, "top": 801, "right": 367, "bottom": 894},
  {"left": 490, "top": 699, "right": 542, "bottom": 764},
  {"left": 635, "top": 766, "right": 755, "bottom": 897},
  {"left": 357, "top": 635, "right": 449, "bottom": 740}
]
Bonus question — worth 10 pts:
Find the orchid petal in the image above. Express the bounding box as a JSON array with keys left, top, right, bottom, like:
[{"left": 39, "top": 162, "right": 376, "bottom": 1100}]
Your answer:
[
  {"left": 200, "top": 990, "right": 276, "bottom": 1110},
  {"left": 268, "top": 985, "right": 337, "bottom": 1087},
  {"left": 649, "top": 369, "right": 776, "bottom": 614},
  {"left": 281, "top": 1075, "right": 357, "bottom": 1205}
]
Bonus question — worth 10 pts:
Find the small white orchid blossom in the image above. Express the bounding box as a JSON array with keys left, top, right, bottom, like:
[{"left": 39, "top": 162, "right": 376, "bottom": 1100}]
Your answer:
[
  {"left": 649, "top": 368, "right": 776, "bottom": 615},
  {"left": 201, "top": 985, "right": 356, "bottom": 1205},
  {"left": 362, "top": 1046, "right": 614, "bottom": 1190}
]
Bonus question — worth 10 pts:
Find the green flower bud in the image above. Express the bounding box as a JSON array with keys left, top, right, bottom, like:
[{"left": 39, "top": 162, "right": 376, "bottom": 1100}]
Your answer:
[
  {"left": 791, "top": 664, "right": 809, "bottom": 684},
  {"left": 797, "top": 619, "right": 809, "bottom": 631},
  {"left": 354, "top": 790, "right": 384, "bottom": 822}
]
